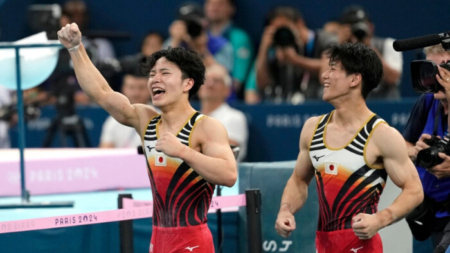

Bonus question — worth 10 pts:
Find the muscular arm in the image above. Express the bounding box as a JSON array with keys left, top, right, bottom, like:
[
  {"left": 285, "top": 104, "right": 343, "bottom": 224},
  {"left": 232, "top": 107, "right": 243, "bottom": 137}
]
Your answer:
[
  {"left": 275, "top": 117, "right": 318, "bottom": 238},
  {"left": 179, "top": 117, "right": 237, "bottom": 187},
  {"left": 58, "top": 24, "right": 157, "bottom": 132},
  {"left": 69, "top": 44, "right": 152, "bottom": 129},
  {"left": 374, "top": 125, "right": 424, "bottom": 228}
]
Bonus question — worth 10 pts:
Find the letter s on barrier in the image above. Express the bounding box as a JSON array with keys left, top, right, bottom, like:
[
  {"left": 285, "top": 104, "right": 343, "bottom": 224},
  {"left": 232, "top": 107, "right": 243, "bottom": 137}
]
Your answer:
[{"left": 263, "top": 240, "right": 277, "bottom": 252}]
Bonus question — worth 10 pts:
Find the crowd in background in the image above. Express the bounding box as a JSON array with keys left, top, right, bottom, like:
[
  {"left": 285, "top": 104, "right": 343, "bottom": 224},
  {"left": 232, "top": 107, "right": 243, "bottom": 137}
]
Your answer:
[{"left": 0, "top": 0, "right": 407, "bottom": 160}]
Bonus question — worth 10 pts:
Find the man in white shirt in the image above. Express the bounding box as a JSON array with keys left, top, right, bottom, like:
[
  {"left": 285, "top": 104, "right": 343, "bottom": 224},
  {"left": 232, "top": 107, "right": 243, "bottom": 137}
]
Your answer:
[
  {"left": 199, "top": 64, "right": 248, "bottom": 161},
  {"left": 99, "top": 74, "right": 150, "bottom": 148}
]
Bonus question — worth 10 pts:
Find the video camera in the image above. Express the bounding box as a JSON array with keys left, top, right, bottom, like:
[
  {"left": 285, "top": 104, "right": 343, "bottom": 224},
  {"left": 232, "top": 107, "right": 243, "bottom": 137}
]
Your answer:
[
  {"left": 417, "top": 135, "right": 450, "bottom": 169},
  {"left": 411, "top": 60, "right": 450, "bottom": 93},
  {"left": 28, "top": 4, "right": 61, "bottom": 40}
]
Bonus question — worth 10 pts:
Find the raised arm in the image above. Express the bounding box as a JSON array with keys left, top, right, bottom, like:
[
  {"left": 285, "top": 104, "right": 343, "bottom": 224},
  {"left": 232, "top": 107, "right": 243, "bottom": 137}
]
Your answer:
[
  {"left": 57, "top": 23, "right": 157, "bottom": 131},
  {"left": 353, "top": 124, "right": 423, "bottom": 239},
  {"left": 275, "top": 117, "right": 318, "bottom": 238}
]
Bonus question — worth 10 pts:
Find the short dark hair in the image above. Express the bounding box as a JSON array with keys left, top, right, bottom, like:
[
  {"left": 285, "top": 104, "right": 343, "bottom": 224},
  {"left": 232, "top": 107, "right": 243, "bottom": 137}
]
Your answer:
[
  {"left": 327, "top": 43, "right": 383, "bottom": 99},
  {"left": 141, "top": 47, "right": 205, "bottom": 98},
  {"left": 265, "top": 6, "right": 303, "bottom": 26}
]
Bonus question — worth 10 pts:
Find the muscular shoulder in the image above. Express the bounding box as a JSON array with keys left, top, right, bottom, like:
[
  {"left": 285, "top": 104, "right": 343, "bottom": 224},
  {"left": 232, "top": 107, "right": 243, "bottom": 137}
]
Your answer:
[
  {"left": 370, "top": 123, "right": 406, "bottom": 156},
  {"left": 133, "top": 104, "right": 159, "bottom": 135},
  {"left": 195, "top": 116, "right": 227, "bottom": 136},
  {"left": 299, "top": 116, "right": 322, "bottom": 147},
  {"left": 190, "top": 116, "right": 228, "bottom": 149}
]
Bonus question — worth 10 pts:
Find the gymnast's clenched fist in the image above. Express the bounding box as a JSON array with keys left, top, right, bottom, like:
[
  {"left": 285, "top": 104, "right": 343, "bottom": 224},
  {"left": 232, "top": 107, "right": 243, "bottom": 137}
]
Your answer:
[{"left": 57, "top": 23, "right": 82, "bottom": 52}]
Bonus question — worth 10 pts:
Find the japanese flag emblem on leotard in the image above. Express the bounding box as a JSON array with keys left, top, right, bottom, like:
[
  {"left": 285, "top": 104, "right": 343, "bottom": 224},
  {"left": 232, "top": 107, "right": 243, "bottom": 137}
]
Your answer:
[
  {"left": 156, "top": 153, "right": 167, "bottom": 166},
  {"left": 325, "top": 162, "right": 338, "bottom": 175}
]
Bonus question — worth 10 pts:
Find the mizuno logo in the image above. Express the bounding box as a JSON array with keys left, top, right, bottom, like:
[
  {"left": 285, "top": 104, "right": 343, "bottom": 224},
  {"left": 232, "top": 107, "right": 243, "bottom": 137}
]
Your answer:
[
  {"left": 185, "top": 246, "right": 199, "bottom": 251},
  {"left": 313, "top": 155, "right": 325, "bottom": 161},
  {"left": 146, "top": 146, "right": 154, "bottom": 152},
  {"left": 350, "top": 246, "right": 363, "bottom": 253}
]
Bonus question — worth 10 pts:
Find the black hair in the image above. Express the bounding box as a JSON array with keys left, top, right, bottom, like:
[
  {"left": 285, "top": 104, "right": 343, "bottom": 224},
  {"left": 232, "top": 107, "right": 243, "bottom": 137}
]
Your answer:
[
  {"left": 265, "top": 6, "right": 303, "bottom": 26},
  {"left": 141, "top": 47, "right": 205, "bottom": 98},
  {"left": 327, "top": 43, "right": 383, "bottom": 99}
]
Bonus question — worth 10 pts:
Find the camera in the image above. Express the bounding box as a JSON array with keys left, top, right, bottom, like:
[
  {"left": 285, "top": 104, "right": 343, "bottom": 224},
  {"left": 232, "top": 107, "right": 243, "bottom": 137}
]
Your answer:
[
  {"left": 177, "top": 3, "right": 204, "bottom": 39},
  {"left": 273, "top": 27, "right": 297, "bottom": 48},
  {"left": 411, "top": 60, "right": 450, "bottom": 93},
  {"left": 340, "top": 6, "right": 370, "bottom": 42},
  {"left": 417, "top": 135, "right": 450, "bottom": 168},
  {"left": 28, "top": 4, "right": 61, "bottom": 40},
  {"left": 350, "top": 21, "right": 370, "bottom": 42},
  {"left": 0, "top": 104, "right": 41, "bottom": 122},
  {"left": 181, "top": 16, "right": 203, "bottom": 39}
]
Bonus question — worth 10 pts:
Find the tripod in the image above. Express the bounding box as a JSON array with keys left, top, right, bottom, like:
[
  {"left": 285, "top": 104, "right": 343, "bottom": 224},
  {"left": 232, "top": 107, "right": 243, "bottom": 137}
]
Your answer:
[{"left": 43, "top": 114, "right": 91, "bottom": 147}]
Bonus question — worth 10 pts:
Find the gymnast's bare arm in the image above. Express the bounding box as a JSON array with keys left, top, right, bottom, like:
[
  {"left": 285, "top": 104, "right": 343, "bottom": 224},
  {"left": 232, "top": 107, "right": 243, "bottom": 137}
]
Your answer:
[{"left": 57, "top": 23, "right": 158, "bottom": 133}]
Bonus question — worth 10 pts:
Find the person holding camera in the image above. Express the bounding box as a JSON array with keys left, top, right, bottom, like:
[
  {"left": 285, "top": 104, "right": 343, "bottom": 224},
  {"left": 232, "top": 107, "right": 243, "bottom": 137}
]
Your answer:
[
  {"left": 275, "top": 43, "right": 423, "bottom": 252},
  {"left": 338, "top": 5, "right": 403, "bottom": 100},
  {"left": 255, "top": 6, "right": 337, "bottom": 103},
  {"left": 163, "top": 2, "right": 233, "bottom": 73},
  {"left": 403, "top": 44, "right": 450, "bottom": 253}
]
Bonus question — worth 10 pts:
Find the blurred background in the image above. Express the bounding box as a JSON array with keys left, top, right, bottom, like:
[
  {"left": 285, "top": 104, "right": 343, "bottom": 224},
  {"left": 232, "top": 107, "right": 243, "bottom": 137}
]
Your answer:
[{"left": 0, "top": 0, "right": 449, "bottom": 160}]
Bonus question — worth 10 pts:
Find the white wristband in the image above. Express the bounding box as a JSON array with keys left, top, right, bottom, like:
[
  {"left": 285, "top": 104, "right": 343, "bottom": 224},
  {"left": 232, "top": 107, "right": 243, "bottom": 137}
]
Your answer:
[{"left": 68, "top": 44, "right": 80, "bottom": 52}]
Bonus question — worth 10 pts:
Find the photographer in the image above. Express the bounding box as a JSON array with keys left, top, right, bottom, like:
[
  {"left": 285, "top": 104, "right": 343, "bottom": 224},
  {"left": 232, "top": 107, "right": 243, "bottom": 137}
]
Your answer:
[
  {"left": 338, "top": 5, "right": 403, "bottom": 100},
  {"left": 163, "top": 2, "right": 233, "bottom": 73},
  {"left": 255, "top": 6, "right": 337, "bottom": 103},
  {"left": 403, "top": 44, "right": 450, "bottom": 253}
]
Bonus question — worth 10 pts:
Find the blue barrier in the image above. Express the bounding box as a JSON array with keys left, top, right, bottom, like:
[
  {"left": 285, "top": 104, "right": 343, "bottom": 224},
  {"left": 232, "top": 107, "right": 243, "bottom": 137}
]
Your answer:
[{"left": 10, "top": 100, "right": 417, "bottom": 162}]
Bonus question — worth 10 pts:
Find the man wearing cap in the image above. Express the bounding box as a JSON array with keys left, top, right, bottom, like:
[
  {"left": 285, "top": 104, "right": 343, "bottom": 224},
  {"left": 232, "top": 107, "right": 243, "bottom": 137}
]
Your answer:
[
  {"left": 338, "top": 5, "right": 403, "bottom": 100},
  {"left": 163, "top": 2, "right": 234, "bottom": 73}
]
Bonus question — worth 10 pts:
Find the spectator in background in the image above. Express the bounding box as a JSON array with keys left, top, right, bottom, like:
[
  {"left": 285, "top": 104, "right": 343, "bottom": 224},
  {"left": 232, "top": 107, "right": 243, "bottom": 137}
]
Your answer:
[
  {"left": 337, "top": 5, "right": 403, "bottom": 100},
  {"left": 99, "top": 74, "right": 151, "bottom": 148},
  {"left": 198, "top": 64, "right": 248, "bottom": 161},
  {"left": 255, "top": 6, "right": 337, "bottom": 104},
  {"left": 63, "top": 0, "right": 116, "bottom": 62},
  {"left": 163, "top": 2, "right": 234, "bottom": 73},
  {"left": 120, "top": 31, "right": 164, "bottom": 77},
  {"left": 204, "top": 0, "right": 254, "bottom": 100},
  {"left": 0, "top": 85, "right": 12, "bottom": 148}
]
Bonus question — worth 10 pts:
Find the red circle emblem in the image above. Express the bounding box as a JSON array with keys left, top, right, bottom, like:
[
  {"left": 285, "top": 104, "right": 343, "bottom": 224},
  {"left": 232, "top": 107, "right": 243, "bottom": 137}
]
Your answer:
[
  {"left": 159, "top": 157, "right": 164, "bottom": 163},
  {"left": 329, "top": 165, "right": 334, "bottom": 171}
]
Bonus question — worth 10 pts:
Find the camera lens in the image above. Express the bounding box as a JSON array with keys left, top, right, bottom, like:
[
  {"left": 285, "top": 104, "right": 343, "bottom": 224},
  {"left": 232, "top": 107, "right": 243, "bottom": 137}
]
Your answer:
[
  {"left": 273, "top": 27, "right": 296, "bottom": 47},
  {"left": 419, "top": 63, "right": 437, "bottom": 92},
  {"left": 417, "top": 149, "right": 438, "bottom": 168},
  {"left": 351, "top": 22, "right": 369, "bottom": 41},
  {"left": 411, "top": 60, "right": 441, "bottom": 94}
]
